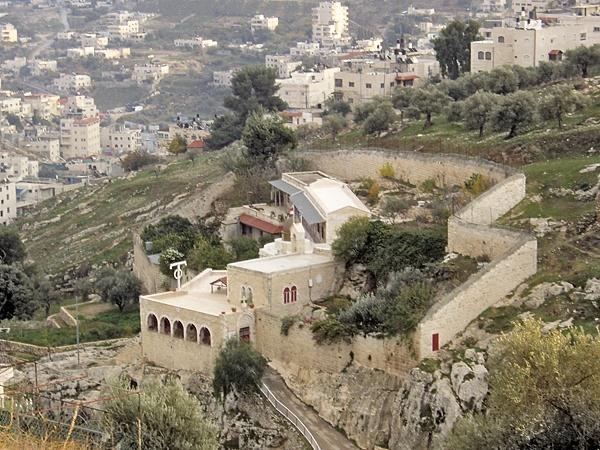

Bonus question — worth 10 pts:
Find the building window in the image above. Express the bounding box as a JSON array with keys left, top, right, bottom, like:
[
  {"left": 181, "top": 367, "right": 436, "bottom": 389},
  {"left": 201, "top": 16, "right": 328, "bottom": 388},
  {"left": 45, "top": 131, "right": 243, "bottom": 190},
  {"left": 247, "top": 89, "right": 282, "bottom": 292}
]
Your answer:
[
  {"left": 478, "top": 51, "right": 484, "bottom": 60},
  {"left": 291, "top": 286, "right": 297, "bottom": 303},
  {"left": 186, "top": 323, "right": 198, "bottom": 342},
  {"left": 283, "top": 287, "right": 290, "bottom": 304},
  {"left": 380, "top": 83, "right": 385, "bottom": 88},
  {"left": 497, "top": 36, "right": 504, "bottom": 43},
  {"left": 485, "top": 52, "right": 492, "bottom": 60},
  {"left": 335, "top": 79, "right": 342, "bottom": 87},
  {"left": 160, "top": 317, "right": 171, "bottom": 335},
  {"left": 147, "top": 314, "right": 158, "bottom": 332},
  {"left": 580, "top": 33, "right": 587, "bottom": 41},
  {"left": 239, "top": 326, "right": 251, "bottom": 343},
  {"left": 366, "top": 83, "right": 372, "bottom": 88},
  {"left": 349, "top": 81, "right": 355, "bottom": 87},
  {"left": 200, "top": 327, "right": 211, "bottom": 346},
  {"left": 173, "top": 320, "right": 184, "bottom": 339}
]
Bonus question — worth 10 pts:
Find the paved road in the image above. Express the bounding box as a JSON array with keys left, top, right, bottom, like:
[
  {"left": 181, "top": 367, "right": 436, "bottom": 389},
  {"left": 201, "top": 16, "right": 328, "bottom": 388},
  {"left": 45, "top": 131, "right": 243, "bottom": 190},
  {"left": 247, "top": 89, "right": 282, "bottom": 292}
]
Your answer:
[{"left": 262, "top": 367, "right": 359, "bottom": 450}]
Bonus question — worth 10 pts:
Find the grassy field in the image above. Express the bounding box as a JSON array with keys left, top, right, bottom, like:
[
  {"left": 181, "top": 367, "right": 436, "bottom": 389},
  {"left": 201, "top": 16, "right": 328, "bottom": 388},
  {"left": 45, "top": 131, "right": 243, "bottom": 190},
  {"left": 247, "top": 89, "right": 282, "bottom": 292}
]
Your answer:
[
  {"left": 7, "top": 308, "right": 140, "bottom": 347},
  {"left": 19, "top": 154, "right": 227, "bottom": 275}
]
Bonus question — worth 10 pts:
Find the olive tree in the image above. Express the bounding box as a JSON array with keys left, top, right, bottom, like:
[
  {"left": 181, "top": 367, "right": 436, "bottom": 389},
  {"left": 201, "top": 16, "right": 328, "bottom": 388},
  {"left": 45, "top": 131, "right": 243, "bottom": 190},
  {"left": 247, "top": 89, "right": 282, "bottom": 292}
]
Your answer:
[
  {"left": 539, "top": 84, "right": 589, "bottom": 128},
  {"left": 462, "top": 91, "right": 501, "bottom": 137},
  {"left": 492, "top": 91, "right": 537, "bottom": 139}
]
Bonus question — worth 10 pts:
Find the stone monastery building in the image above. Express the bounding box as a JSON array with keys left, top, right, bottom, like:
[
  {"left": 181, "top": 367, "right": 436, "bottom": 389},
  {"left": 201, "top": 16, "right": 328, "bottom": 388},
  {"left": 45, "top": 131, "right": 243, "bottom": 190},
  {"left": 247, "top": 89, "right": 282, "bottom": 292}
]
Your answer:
[{"left": 139, "top": 172, "right": 371, "bottom": 373}]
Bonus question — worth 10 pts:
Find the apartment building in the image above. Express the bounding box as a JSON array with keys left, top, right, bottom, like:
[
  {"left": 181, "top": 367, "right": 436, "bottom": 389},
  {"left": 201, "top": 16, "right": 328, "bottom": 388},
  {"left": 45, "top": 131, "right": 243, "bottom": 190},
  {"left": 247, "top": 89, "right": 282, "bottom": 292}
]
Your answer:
[
  {"left": 174, "top": 37, "right": 218, "bottom": 49},
  {"left": 30, "top": 136, "right": 61, "bottom": 162},
  {"left": 1, "top": 56, "right": 26, "bottom": 72},
  {"left": 471, "top": 15, "right": 600, "bottom": 72},
  {"left": 80, "top": 33, "right": 108, "bottom": 48},
  {"left": 290, "top": 42, "right": 320, "bottom": 57},
  {"left": 22, "top": 93, "right": 61, "bottom": 119},
  {"left": 96, "top": 48, "right": 131, "bottom": 59},
  {"left": 265, "top": 55, "right": 301, "bottom": 78},
  {"left": 250, "top": 15, "right": 279, "bottom": 32},
  {"left": 53, "top": 74, "right": 92, "bottom": 92},
  {"left": 0, "top": 179, "right": 16, "bottom": 226},
  {"left": 0, "top": 96, "right": 22, "bottom": 115},
  {"left": 63, "top": 95, "right": 98, "bottom": 118},
  {"left": 277, "top": 68, "right": 340, "bottom": 109},
  {"left": 0, "top": 153, "right": 38, "bottom": 180},
  {"left": 100, "top": 124, "right": 141, "bottom": 153},
  {"left": 0, "top": 23, "right": 17, "bottom": 43},
  {"left": 29, "top": 59, "right": 58, "bottom": 76},
  {"left": 213, "top": 69, "right": 236, "bottom": 87},
  {"left": 333, "top": 71, "right": 399, "bottom": 105},
  {"left": 67, "top": 47, "right": 95, "bottom": 58},
  {"left": 312, "top": 1, "right": 350, "bottom": 48},
  {"left": 511, "top": 0, "right": 552, "bottom": 13},
  {"left": 60, "top": 117, "right": 101, "bottom": 159},
  {"left": 132, "top": 64, "right": 169, "bottom": 83},
  {"left": 107, "top": 20, "right": 139, "bottom": 39}
]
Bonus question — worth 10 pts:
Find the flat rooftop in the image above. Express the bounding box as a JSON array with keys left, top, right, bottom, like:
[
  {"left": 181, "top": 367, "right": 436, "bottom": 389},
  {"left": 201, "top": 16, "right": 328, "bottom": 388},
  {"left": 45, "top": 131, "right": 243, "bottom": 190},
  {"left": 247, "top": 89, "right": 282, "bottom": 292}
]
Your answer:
[
  {"left": 228, "top": 252, "right": 332, "bottom": 274},
  {"left": 142, "top": 270, "right": 232, "bottom": 316}
]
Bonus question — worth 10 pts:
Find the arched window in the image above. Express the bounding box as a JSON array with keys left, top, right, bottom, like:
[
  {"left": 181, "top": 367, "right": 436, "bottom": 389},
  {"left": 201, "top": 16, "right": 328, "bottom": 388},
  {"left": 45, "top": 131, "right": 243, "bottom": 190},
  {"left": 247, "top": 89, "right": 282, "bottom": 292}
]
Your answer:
[
  {"left": 200, "top": 327, "right": 211, "bottom": 346},
  {"left": 147, "top": 314, "right": 158, "bottom": 332},
  {"left": 246, "top": 287, "right": 253, "bottom": 302},
  {"left": 173, "top": 320, "right": 184, "bottom": 339},
  {"left": 241, "top": 286, "right": 246, "bottom": 300},
  {"left": 291, "top": 286, "right": 297, "bottom": 303},
  {"left": 478, "top": 51, "right": 484, "bottom": 60},
  {"left": 159, "top": 317, "right": 171, "bottom": 335},
  {"left": 186, "top": 323, "right": 198, "bottom": 342},
  {"left": 498, "top": 36, "right": 505, "bottom": 43},
  {"left": 485, "top": 52, "right": 492, "bottom": 60},
  {"left": 283, "top": 287, "right": 290, "bottom": 304}
]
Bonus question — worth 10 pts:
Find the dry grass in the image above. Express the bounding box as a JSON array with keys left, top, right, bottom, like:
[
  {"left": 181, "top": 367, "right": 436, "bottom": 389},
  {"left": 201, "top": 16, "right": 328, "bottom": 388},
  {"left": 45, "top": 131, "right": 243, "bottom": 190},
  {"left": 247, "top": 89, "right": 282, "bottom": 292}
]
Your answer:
[{"left": 0, "top": 430, "right": 90, "bottom": 450}]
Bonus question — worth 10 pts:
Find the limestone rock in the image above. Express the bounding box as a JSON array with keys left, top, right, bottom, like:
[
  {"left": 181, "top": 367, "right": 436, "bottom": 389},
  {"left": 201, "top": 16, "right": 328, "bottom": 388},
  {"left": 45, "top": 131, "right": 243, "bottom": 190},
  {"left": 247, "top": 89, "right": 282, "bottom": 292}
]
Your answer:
[
  {"left": 523, "top": 282, "right": 574, "bottom": 308},
  {"left": 450, "top": 362, "right": 488, "bottom": 412},
  {"left": 585, "top": 278, "right": 600, "bottom": 301}
]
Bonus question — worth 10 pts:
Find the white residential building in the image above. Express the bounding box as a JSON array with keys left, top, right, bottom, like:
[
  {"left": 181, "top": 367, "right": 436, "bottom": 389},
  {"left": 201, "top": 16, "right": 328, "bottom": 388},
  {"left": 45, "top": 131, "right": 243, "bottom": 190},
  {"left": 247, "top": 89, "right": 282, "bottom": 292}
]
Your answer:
[
  {"left": 107, "top": 20, "right": 139, "bottom": 39},
  {"left": 0, "top": 153, "right": 38, "bottom": 180},
  {"left": 30, "top": 136, "right": 61, "bottom": 161},
  {"left": 174, "top": 37, "right": 218, "bottom": 48},
  {"left": 67, "top": 47, "right": 95, "bottom": 58},
  {"left": 53, "top": 74, "right": 92, "bottom": 92},
  {"left": 96, "top": 48, "right": 130, "bottom": 59},
  {"left": 1, "top": 56, "right": 26, "bottom": 72},
  {"left": 80, "top": 33, "right": 108, "bottom": 48},
  {"left": 57, "top": 31, "right": 76, "bottom": 40},
  {"left": 29, "top": 59, "right": 58, "bottom": 76},
  {"left": 471, "top": 15, "right": 600, "bottom": 72},
  {"left": 132, "top": 63, "right": 169, "bottom": 83},
  {"left": 334, "top": 70, "right": 403, "bottom": 105},
  {"left": 0, "top": 96, "right": 22, "bottom": 115},
  {"left": 63, "top": 95, "right": 98, "bottom": 118},
  {"left": 407, "top": 4, "right": 435, "bottom": 15},
  {"left": 0, "top": 179, "right": 16, "bottom": 226},
  {"left": 250, "top": 15, "right": 279, "bottom": 32},
  {"left": 213, "top": 69, "right": 236, "bottom": 87},
  {"left": 100, "top": 124, "right": 141, "bottom": 153},
  {"left": 22, "top": 93, "right": 61, "bottom": 119},
  {"left": 312, "top": 1, "right": 350, "bottom": 48},
  {"left": 356, "top": 38, "right": 383, "bottom": 52},
  {"left": 266, "top": 55, "right": 301, "bottom": 78},
  {"left": 290, "top": 41, "right": 320, "bottom": 57},
  {"left": 0, "top": 23, "right": 17, "bottom": 43},
  {"left": 277, "top": 68, "right": 340, "bottom": 109},
  {"left": 60, "top": 117, "right": 101, "bottom": 159}
]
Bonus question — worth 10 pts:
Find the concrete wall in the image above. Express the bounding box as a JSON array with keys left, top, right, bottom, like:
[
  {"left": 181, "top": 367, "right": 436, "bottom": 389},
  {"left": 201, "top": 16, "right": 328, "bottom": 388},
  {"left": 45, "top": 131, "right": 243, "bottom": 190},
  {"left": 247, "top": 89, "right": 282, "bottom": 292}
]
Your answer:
[
  {"left": 132, "top": 233, "right": 170, "bottom": 295},
  {"left": 299, "top": 148, "right": 514, "bottom": 187},
  {"left": 255, "top": 310, "right": 416, "bottom": 377}
]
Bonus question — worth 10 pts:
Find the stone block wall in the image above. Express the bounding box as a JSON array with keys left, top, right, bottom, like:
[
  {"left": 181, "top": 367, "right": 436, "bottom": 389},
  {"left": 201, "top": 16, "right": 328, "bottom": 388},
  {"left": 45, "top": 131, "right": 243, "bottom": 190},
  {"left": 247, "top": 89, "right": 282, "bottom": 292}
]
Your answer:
[
  {"left": 132, "top": 233, "right": 170, "bottom": 295},
  {"left": 255, "top": 310, "right": 416, "bottom": 377}
]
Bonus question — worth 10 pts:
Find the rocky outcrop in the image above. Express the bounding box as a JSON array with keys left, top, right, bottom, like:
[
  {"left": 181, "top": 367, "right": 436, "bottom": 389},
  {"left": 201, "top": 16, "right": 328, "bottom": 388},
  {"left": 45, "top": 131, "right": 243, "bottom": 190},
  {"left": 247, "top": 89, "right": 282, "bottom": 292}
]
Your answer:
[{"left": 276, "top": 350, "right": 489, "bottom": 450}]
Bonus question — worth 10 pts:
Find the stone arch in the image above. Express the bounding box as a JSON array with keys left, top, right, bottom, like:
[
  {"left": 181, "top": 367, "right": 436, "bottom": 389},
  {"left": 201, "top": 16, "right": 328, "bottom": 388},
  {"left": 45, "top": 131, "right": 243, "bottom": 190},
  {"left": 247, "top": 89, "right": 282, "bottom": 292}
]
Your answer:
[
  {"left": 147, "top": 313, "right": 158, "bottom": 332},
  {"left": 160, "top": 317, "right": 171, "bottom": 335},
  {"left": 186, "top": 323, "right": 198, "bottom": 342},
  {"left": 200, "top": 327, "right": 212, "bottom": 346},
  {"left": 173, "top": 320, "right": 184, "bottom": 339}
]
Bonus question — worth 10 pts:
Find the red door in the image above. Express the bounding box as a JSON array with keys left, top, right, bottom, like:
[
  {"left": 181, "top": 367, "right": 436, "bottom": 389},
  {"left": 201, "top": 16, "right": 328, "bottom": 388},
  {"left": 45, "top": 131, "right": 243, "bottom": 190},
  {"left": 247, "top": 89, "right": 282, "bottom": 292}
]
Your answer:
[{"left": 432, "top": 333, "right": 440, "bottom": 352}]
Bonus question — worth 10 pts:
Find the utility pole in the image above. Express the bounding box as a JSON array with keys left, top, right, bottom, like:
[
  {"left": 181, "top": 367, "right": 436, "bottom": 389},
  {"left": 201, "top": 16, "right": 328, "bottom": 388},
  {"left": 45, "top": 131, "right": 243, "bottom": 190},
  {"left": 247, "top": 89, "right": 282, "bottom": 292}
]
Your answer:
[{"left": 75, "top": 295, "right": 80, "bottom": 368}]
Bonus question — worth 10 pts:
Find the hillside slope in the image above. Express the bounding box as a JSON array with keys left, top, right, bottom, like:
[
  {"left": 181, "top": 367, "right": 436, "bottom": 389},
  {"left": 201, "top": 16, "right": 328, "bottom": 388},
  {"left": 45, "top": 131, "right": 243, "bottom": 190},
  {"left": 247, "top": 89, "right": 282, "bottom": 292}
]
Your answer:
[{"left": 19, "top": 154, "right": 230, "bottom": 275}]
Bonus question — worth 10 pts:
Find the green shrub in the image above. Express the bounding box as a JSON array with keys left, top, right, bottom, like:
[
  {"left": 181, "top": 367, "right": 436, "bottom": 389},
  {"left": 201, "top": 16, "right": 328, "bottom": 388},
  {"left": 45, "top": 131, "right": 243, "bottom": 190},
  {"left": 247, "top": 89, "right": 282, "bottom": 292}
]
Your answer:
[
  {"left": 421, "top": 178, "right": 437, "bottom": 193},
  {"left": 310, "top": 316, "right": 355, "bottom": 344},
  {"left": 280, "top": 315, "right": 298, "bottom": 336},
  {"left": 213, "top": 339, "right": 266, "bottom": 400}
]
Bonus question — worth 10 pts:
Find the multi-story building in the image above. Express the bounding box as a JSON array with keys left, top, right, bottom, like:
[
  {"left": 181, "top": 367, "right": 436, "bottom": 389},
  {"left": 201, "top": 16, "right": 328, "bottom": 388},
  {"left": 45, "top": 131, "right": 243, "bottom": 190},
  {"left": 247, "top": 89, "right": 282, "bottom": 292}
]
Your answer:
[
  {"left": 355, "top": 38, "right": 383, "bottom": 52},
  {"left": 66, "top": 47, "right": 95, "bottom": 58},
  {"left": 53, "top": 74, "right": 92, "bottom": 92},
  {"left": 290, "top": 41, "right": 320, "bottom": 57},
  {"left": 173, "top": 37, "right": 218, "bottom": 49},
  {"left": 107, "top": 20, "right": 139, "bottom": 39},
  {"left": 30, "top": 136, "right": 61, "bottom": 162},
  {"left": 333, "top": 71, "right": 399, "bottom": 105},
  {"left": 250, "top": 15, "right": 279, "bottom": 32},
  {"left": 511, "top": 0, "right": 552, "bottom": 13},
  {"left": 22, "top": 93, "right": 61, "bottom": 120},
  {"left": 95, "top": 48, "right": 131, "bottom": 59},
  {"left": 0, "top": 23, "right": 17, "bottom": 43},
  {"left": 0, "top": 96, "right": 22, "bottom": 115},
  {"left": 265, "top": 55, "right": 301, "bottom": 78},
  {"left": 471, "top": 14, "right": 600, "bottom": 72},
  {"left": 100, "top": 124, "right": 141, "bottom": 153},
  {"left": 480, "top": 0, "right": 507, "bottom": 12},
  {"left": 0, "top": 179, "right": 16, "bottom": 226},
  {"left": 312, "top": 1, "right": 350, "bottom": 48},
  {"left": 63, "top": 95, "right": 98, "bottom": 118},
  {"left": 212, "top": 69, "right": 236, "bottom": 87},
  {"left": 277, "top": 68, "right": 340, "bottom": 109},
  {"left": 80, "top": 33, "right": 108, "bottom": 48},
  {"left": 29, "top": 59, "right": 58, "bottom": 76},
  {"left": 60, "top": 117, "right": 101, "bottom": 159},
  {"left": 0, "top": 153, "right": 38, "bottom": 180},
  {"left": 1, "top": 56, "right": 26, "bottom": 72},
  {"left": 132, "top": 64, "right": 169, "bottom": 84}
]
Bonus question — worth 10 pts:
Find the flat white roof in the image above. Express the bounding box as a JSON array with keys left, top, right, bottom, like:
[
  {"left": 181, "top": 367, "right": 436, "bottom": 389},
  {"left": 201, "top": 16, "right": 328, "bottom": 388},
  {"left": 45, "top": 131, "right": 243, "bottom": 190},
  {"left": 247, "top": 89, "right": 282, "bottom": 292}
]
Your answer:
[
  {"left": 142, "top": 270, "right": 232, "bottom": 316},
  {"left": 306, "top": 178, "right": 370, "bottom": 215},
  {"left": 228, "top": 253, "right": 332, "bottom": 274}
]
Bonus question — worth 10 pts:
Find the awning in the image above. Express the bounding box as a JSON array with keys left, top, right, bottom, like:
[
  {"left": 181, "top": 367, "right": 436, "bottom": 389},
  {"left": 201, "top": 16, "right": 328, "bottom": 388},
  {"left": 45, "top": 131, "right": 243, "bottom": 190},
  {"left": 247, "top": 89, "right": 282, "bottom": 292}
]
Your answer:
[
  {"left": 290, "top": 192, "right": 324, "bottom": 225},
  {"left": 239, "top": 214, "right": 283, "bottom": 234},
  {"left": 269, "top": 179, "right": 301, "bottom": 196}
]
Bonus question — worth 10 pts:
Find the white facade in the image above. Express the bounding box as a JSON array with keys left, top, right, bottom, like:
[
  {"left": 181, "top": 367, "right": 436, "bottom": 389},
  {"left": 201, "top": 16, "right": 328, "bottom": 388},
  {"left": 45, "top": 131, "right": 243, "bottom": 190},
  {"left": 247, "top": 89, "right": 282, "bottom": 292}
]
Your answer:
[
  {"left": 213, "top": 70, "right": 236, "bottom": 87},
  {"left": 53, "top": 74, "right": 92, "bottom": 92},
  {"left": 0, "top": 153, "right": 38, "bottom": 180},
  {"left": 29, "top": 59, "right": 58, "bottom": 76},
  {"left": 334, "top": 71, "right": 400, "bottom": 105},
  {"left": 174, "top": 37, "right": 218, "bottom": 49},
  {"left": 80, "top": 33, "right": 108, "bottom": 48},
  {"left": 100, "top": 125, "right": 141, "bottom": 153},
  {"left": 60, "top": 117, "right": 101, "bottom": 159},
  {"left": 63, "top": 95, "right": 98, "bottom": 118},
  {"left": 96, "top": 48, "right": 130, "bottom": 59},
  {"left": 30, "top": 137, "right": 61, "bottom": 162},
  {"left": 266, "top": 55, "right": 301, "bottom": 78},
  {"left": 356, "top": 38, "right": 383, "bottom": 52},
  {"left": 0, "top": 180, "right": 16, "bottom": 226},
  {"left": 23, "top": 94, "right": 61, "bottom": 119},
  {"left": 0, "top": 23, "right": 17, "bottom": 43},
  {"left": 132, "top": 64, "right": 169, "bottom": 83},
  {"left": 1, "top": 56, "right": 26, "bottom": 72},
  {"left": 312, "top": 2, "right": 350, "bottom": 48},
  {"left": 290, "top": 41, "right": 320, "bottom": 57},
  {"left": 277, "top": 68, "right": 340, "bottom": 109},
  {"left": 250, "top": 15, "right": 279, "bottom": 32},
  {"left": 107, "top": 20, "right": 139, "bottom": 39},
  {"left": 0, "top": 96, "right": 22, "bottom": 115}
]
